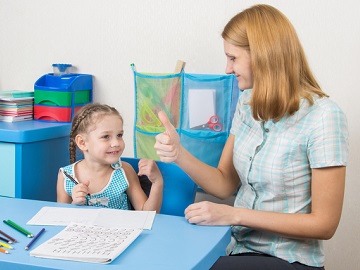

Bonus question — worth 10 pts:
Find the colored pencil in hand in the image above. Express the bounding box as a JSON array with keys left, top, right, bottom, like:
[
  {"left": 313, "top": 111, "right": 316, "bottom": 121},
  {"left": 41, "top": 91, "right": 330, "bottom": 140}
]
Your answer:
[
  {"left": 63, "top": 170, "right": 79, "bottom": 185},
  {"left": 25, "top": 228, "right": 45, "bottom": 250},
  {"left": 63, "top": 170, "right": 91, "bottom": 196},
  {"left": 3, "top": 220, "right": 33, "bottom": 238}
]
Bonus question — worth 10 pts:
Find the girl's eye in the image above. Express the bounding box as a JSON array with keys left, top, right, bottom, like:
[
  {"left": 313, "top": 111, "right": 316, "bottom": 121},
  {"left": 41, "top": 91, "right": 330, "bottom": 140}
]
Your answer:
[
  {"left": 117, "top": 133, "right": 123, "bottom": 138},
  {"left": 102, "top": 135, "right": 109, "bottom": 139},
  {"left": 230, "top": 57, "right": 235, "bottom": 62}
]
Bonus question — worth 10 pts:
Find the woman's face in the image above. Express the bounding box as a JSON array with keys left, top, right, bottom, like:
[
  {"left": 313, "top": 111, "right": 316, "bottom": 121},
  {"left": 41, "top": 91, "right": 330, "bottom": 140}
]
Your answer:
[{"left": 224, "top": 40, "right": 254, "bottom": 90}]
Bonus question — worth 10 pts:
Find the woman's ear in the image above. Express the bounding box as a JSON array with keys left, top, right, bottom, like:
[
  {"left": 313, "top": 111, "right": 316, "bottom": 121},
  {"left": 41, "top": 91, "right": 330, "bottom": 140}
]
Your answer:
[{"left": 75, "top": 134, "right": 87, "bottom": 151}]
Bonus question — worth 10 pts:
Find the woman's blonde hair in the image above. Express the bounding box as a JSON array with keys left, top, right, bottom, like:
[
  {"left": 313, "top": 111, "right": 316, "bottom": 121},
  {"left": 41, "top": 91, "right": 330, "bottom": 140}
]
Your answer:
[
  {"left": 222, "top": 4, "right": 328, "bottom": 121},
  {"left": 69, "top": 103, "right": 123, "bottom": 163}
]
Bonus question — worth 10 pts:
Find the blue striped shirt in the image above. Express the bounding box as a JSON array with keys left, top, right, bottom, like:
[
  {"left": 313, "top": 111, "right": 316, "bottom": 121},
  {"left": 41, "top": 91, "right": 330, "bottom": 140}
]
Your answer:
[{"left": 227, "top": 89, "right": 349, "bottom": 267}]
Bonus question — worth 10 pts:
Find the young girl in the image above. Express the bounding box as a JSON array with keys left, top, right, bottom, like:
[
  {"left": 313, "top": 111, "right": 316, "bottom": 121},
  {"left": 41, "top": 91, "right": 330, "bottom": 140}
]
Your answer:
[{"left": 57, "top": 103, "right": 163, "bottom": 213}]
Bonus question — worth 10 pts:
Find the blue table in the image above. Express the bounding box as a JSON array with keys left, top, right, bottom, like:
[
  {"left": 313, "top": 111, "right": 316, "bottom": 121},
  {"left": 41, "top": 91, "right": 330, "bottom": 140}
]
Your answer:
[{"left": 0, "top": 197, "right": 231, "bottom": 269}]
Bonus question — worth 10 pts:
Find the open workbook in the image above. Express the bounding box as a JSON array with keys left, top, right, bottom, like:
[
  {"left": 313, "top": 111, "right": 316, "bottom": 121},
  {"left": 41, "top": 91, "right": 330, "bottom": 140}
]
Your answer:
[{"left": 30, "top": 222, "right": 142, "bottom": 264}]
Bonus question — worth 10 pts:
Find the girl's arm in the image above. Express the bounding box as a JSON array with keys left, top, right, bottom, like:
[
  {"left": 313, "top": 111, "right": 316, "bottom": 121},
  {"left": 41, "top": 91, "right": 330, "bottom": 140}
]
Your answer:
[
  {"left": 185, "top": 166, "right": 346, "bottom": 240},
  {"left": 137, "top": 159, "right": 163, "bottom": 213},
  {"left": 56, "top": 170, "right": 72, "bottom": 204},
  {"left": 122, "top": 162, "right": 151, "bottom": 211}
]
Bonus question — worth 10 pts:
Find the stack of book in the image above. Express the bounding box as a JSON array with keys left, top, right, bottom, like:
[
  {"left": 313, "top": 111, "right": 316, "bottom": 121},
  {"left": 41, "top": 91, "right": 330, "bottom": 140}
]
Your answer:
[{"left": 0, "top": 90, "right": 34, "bottom": 122}]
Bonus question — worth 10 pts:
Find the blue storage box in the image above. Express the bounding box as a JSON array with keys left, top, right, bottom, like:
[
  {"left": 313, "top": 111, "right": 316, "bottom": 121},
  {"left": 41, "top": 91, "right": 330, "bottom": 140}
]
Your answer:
[{"left": 34, "top": 73, "right": 93, "bottom": 122}]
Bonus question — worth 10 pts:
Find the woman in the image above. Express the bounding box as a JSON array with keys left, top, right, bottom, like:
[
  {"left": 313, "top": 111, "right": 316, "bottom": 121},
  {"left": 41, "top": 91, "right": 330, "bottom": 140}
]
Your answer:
[{"left": 154, "top": 4, "right": 349, "bottom": 270}]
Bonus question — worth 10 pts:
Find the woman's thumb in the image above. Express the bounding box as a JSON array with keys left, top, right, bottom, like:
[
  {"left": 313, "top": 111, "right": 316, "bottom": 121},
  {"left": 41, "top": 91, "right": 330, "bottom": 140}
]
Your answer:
[{"left": 158, "top": 111, "right": 176, "bottom": 136}]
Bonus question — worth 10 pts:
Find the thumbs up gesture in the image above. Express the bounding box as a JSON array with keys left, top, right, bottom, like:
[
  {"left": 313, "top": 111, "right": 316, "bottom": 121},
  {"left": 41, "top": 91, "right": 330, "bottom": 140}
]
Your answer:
[{"left": 154, "top": 111, "right": 181, "bottom": 163}]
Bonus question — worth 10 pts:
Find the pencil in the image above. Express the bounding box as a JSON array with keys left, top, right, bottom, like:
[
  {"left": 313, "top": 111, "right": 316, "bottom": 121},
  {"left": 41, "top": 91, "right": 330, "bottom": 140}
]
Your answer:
[
  {"left": 0, "top": 230, "right": 17, "bottom": 243},
  {"left": 63, "top": 170, "right": 91, "bottom": 196},
  {"left": 63, "top": 170, "right": 79, "bottom": 185},
  {"left": 0, "top": 241, "right": 13, "bottom": 249},
  {"left": 25, "top": 228, "right": 45, "bottom": 250},
  {"left": 0, "top": 247, "right": 9, "bottom": 254},
  {"left": 0, "top": 236, "right": 12, "bottom": 244},
  {"left": 3, "top": 220, "right": 33, "bottom": 238}
]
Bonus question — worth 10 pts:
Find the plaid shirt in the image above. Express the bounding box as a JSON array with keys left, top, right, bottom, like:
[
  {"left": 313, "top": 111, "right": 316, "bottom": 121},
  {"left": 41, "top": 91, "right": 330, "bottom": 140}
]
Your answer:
[{"left": 227, "top": 89, "right": 349, "bottom": 267}]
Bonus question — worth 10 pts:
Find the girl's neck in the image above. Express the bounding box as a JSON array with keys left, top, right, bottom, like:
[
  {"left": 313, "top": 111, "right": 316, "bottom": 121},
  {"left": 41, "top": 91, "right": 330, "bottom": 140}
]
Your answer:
[
  {"left": 80, "top": 159, "right": 112, "bottom": 173},
  {"left": 75, "top": 160, "right": 114, "bottom": 193}
]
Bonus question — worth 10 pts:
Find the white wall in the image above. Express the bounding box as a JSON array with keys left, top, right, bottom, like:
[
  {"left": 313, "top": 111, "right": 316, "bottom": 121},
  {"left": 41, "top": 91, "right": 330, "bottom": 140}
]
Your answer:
[{"left": 0, "top": 1, "right": 359, "bottom": 269}]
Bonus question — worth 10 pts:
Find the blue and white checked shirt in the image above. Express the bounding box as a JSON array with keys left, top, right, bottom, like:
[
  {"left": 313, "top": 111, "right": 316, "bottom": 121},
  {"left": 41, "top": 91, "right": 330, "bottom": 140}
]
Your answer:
[
  {"left": 63, "top": 159, "right": 130, "bottom": 210},
  {"left": 227, "top": 89, "right": 349, "bottom": 267}
]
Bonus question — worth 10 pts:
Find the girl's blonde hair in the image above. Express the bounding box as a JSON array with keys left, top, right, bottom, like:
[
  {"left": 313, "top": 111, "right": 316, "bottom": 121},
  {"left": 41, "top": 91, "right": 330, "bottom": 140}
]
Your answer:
[
  {"left": 222, "top": 4, "right": 328, "bottom": 121},
  {"left": 69, "top": 103, "right": 123, "bottom": 163}
]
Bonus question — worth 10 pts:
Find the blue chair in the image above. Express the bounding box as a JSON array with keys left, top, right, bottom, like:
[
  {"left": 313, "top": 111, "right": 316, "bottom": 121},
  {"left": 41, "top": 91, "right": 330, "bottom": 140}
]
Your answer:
[{"left": 121, "top": 157, "right": 197, "bottom": 217}]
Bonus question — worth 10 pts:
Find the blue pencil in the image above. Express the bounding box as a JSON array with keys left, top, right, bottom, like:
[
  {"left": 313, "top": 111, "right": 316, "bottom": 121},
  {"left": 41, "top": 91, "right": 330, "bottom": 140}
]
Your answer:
[{"left": 25, "top": 228, "right": 45, "bottom": 250}]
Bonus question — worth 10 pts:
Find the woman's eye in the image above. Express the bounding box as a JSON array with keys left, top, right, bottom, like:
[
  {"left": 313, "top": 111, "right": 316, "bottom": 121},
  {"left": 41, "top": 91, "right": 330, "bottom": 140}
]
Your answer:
[
  {"left": 102, "top": 135, "right": 109, "bottom": 139},
  {"left": 230, "top": 57, "right": 235, "bottom": 62},
  {"left": 117, "top": 133, "right": 123, "bottom": 138}
]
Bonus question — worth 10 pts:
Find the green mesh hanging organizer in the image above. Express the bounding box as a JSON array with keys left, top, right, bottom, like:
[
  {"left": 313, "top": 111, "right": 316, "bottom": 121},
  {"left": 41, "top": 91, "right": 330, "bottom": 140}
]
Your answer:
[{"left": 132, "top": 63, "right": 241, "bottom": 167}]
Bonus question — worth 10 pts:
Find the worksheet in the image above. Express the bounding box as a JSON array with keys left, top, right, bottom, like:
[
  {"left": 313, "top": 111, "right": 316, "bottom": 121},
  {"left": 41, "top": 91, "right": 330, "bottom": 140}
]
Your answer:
[
  {"left": 27, "top": 207, "right": 155, "bottom": 230},
  {"left": 30, "top": 222, "right": 142, "bottom": 264}
]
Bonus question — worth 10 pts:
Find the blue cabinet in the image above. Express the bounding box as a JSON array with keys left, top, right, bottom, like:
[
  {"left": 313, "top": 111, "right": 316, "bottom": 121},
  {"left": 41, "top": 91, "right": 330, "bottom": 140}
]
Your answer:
[{"left": 0, "top": 121, "right": 71, "bottom": 201}]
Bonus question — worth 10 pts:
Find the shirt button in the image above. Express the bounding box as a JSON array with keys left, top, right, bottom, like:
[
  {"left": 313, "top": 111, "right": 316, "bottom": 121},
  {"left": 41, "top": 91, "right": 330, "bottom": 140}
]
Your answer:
[
  {"left": 249, "top": 157, "right": 252, "bottom": 161},
  {"left": 265, "top": 128, "right": 269, "bottom": 132}
]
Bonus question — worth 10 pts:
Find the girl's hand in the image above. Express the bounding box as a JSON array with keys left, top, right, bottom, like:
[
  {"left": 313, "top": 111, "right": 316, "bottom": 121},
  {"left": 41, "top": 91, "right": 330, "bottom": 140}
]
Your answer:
[
  {"left": 71, "top": 180, "right": 90, "bottom": 205},
  {"left": 154, "top": 111, "right": 181, "bottom": 163},
  {"left": 185, "top": 201, "right": 235, "bottom": 226},
  {"left": 138, "top": 159, "right": 163, "bottom": 184}
]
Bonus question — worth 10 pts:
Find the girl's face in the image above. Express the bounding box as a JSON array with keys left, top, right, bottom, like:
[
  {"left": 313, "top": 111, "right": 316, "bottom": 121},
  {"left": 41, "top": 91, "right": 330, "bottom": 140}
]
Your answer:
[
  {"left": 82, "top": 114, "right": 125, "bottom": 165},
  {"left": 224, "top": 40, "right": 254, "bottom": 90}
]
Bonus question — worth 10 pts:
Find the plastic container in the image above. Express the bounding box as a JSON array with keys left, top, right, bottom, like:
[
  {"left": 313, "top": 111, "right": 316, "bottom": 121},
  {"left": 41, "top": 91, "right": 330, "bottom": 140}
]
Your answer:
[
  {"left": 34, "top": 89, "right": 91, "bottom": 106},
  {"left": 52, "top": 64, "right": 72, "bottom": 76},
  {"left": 34, "top": 73, "right": 92, "bottom": 122},
  {"left": 34, "top": 105, "right": 83, "bottom": 122}
]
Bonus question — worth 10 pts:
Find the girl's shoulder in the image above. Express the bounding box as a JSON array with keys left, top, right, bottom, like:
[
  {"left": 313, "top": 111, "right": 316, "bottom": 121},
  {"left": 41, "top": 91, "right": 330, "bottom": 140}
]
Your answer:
[
  {"left": 112, "top": 159, "right": 137, "bottom": 180},
  {"left": 62, "top": 160, "right": 81, "bottom": 174}
]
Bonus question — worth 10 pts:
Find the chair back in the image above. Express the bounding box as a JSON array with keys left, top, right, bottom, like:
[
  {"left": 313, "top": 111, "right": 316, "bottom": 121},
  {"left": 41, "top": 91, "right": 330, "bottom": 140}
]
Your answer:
[{"left": 121, "top": 157, "right": 197, "bottom": 216}]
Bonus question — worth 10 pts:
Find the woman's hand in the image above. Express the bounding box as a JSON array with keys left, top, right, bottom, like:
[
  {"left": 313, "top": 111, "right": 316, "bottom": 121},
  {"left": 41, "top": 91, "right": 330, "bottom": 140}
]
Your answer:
[
  {"left": 185, "top": 201, "right": 235, "bottom": 226},
  {"left": 154, "top": 111, "right": 181, "bottom": 163}
]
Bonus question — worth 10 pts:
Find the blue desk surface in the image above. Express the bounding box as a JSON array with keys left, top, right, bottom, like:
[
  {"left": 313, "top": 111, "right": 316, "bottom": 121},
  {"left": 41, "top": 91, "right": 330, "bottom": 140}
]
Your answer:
[
  {"left": 0, "top": 197, "right": 231, "bottom": 270},
  {"left": 0, "top": 120, "right": 71, "bottom": 143}
]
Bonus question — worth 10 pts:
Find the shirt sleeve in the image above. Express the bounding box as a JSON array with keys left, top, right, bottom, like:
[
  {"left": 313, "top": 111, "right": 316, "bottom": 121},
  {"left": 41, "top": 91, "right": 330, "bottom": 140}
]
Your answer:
[{"left": 307, "top": 103, "right": 349, "bottom": 168}]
